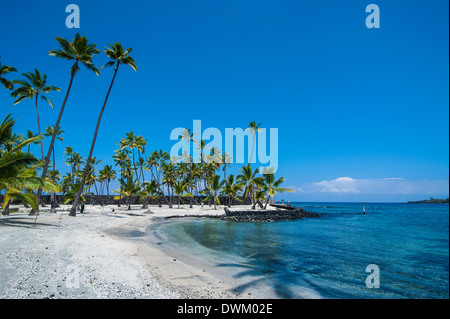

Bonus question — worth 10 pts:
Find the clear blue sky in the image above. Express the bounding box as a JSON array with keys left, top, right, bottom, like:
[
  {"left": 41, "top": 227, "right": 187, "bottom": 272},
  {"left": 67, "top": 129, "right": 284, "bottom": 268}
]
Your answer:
[{"left": 0, "top": 0, "right": 448, "bottom": 201}]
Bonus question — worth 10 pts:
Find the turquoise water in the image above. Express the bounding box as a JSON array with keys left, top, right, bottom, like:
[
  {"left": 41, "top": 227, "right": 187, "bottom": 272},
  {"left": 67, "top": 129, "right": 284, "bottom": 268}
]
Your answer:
[{"left": 152, "top": 203, "right": 449, "bottom": 299}]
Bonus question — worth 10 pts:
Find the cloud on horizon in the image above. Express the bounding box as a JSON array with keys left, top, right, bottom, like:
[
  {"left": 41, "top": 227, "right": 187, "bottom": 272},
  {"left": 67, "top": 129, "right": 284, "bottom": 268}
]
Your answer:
[{"left": 290, "top": 177, "right": 449, "bottom": 196}]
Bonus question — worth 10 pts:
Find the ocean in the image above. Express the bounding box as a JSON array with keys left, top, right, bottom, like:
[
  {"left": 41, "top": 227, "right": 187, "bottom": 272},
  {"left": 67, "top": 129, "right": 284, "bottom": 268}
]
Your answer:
[{"left": 147, "top": 203, "right": 449, "bottom": 299}]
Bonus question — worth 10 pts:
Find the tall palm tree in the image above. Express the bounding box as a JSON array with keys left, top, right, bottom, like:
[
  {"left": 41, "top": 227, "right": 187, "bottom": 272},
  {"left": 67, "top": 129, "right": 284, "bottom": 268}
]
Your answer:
[
  {"left": 35, "top": 33, "right": 100, "bottom": 214},
  {"left": 11, "top": 69, "right": 60, "bottom": 160},
  {"left": 222, "top": 151, "right": 232, "bottom": 179},
  {"left": 43, "top": 125, "right": 64, "bottom": 178},
  {"left": 43, "top": 125, "right": 64, "bottom": 211},
  {"left": 120, "top": 131, "right": 139, "bottom": 179},
  {"left": 246, "top": 121, "right": 262, "bottom": 163},
  {"left": 135, "top": 135, "right": 147, "bottom": 183},
  {"left": 64, "top": 146, "right": 75, "bottom": 179},
  {"left": 70, "top": 42, "right": 137, "bottom": 217},
  {"left": 0, "top": 61, "right": 17, "bottom": 91},
  {"left": 161, "top": 161, "right": 175, "bottom": 208},
  {"left": 178, "top": 128, "right": 196, "bottom": 207}
]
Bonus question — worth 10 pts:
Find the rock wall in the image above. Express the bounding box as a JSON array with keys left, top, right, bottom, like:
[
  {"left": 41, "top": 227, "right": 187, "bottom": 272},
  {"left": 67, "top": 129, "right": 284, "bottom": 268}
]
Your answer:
[{"left": 223, "top": 206, "right": 320, "bottom": 222}]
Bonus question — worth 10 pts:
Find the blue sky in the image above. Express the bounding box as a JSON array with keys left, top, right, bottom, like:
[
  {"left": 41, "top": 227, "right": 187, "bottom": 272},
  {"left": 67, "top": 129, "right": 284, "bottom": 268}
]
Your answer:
[{"left": 0, "top": 0, "right": 448, "bottom": 201}]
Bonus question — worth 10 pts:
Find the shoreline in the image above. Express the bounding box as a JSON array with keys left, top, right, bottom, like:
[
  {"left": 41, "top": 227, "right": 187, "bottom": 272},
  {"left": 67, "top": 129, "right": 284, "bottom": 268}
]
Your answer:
[
  {"left": 106, "top": 205, "right": 279, "bottom": 299},
  {"left": 0, "top": 204, "right": 277, "bottom": 299}
]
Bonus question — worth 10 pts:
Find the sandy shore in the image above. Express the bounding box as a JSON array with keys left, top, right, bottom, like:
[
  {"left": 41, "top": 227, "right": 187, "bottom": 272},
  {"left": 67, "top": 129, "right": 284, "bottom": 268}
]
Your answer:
[{"left": 0, "top": 203, "right": 268, "bottom": 299}]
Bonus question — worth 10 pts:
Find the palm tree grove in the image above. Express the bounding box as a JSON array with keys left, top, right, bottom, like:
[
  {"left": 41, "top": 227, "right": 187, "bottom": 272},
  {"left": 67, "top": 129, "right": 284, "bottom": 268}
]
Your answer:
[{"left": 0, "top": 33, "right": 293, "bottom": 219}]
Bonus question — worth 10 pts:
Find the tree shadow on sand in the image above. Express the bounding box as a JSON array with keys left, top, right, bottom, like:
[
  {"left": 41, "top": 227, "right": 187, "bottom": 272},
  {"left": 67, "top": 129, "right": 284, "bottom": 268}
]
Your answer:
[
  {"left": 216, "top": 261, "right": 357, "bottom": 299},
  {"left": 0, "top": 216, "right": 59, "bottom": 229}
]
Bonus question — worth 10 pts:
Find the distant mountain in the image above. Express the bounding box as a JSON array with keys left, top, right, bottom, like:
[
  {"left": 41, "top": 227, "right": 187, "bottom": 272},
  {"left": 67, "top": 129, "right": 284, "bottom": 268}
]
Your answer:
[{"left": 407, "top": 197, "right": 449, "bottom": 204}]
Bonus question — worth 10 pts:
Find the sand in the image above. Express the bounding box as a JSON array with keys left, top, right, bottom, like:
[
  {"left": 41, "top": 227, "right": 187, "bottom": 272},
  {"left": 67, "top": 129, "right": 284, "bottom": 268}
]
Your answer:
[{"left": 0, "top": 203, "right": 270, "bottom": 299}]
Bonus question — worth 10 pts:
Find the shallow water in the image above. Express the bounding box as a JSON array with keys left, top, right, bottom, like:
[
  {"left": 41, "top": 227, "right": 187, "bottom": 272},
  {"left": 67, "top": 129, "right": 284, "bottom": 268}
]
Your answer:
[{"left": 148, "top": 203, "right": 449, "bottom": 299}]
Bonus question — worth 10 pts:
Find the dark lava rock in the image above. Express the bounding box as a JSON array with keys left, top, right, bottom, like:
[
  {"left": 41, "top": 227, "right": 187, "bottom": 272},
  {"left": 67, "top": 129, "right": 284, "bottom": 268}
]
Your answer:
[{"left": 223, "top": 205, "right": 320, "bottom": 222}]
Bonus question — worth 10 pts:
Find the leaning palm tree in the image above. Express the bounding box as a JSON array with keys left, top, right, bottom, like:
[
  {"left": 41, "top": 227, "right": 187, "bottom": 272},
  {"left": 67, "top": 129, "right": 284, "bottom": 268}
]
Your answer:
[
  {"left": 262, "top": 173, "right": 294, "bottom": 209},
  {"left": 11, "top": 69, "right": 60, "bottom": 159},
  {"left": 35, "top": 33, "right": 100, "bottom": 214},
  {"left": 70, "top": 42, "right": 137, "bottom": 217},
  {"left": 0, "top": 60, "right": 17, "bottom": 91},
  {"left": 246, "top": 121, "right": 262, "bottom": 163}
]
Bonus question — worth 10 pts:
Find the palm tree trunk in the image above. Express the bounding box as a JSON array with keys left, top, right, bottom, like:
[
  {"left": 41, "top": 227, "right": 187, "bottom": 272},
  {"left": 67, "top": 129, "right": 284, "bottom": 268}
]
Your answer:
[
  {"left": 118, "top": 168, "right": 123, "bottom": 207},
  {"left": 34, "top": 60, "right": 78, "bottom": 215},
  {"left": 2, "top": 199, "right": 11, "bottom": 216},
  {"left": 50, "top": 146, "right": 57, "bottom": 212},
  {"left": 264, "top": 196, "right": 270, "bottom": 210},
  {"left": 35, "top": 95, "right": 45, "bottom": 160},
  {"left": 249, "top": 134, "right": 256, "bottom": 163},
  {"left": 70, "top": 63, "right": 119, "bottom": 217}
]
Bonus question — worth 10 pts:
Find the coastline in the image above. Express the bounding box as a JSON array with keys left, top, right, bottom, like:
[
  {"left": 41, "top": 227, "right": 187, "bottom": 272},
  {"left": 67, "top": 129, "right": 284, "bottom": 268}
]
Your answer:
[
  {"left": 0, "top": 204, "right": 276, "bottom": 299},
  {"left": 106, "top": 205, "right": 280, "bottom": 299}
]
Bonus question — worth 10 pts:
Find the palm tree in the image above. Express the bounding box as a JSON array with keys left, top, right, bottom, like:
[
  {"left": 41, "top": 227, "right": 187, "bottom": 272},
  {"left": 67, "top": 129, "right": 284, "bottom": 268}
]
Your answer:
[
  {"left": 0, "top": 114, "right": 59, "bottom": 215},
  {"left": 120, "top": 131, "right": 139, "bottom": 179},
  {"left": 0, "top": 60, "right": 17, "bottom": 91},
  {"left": 43, "top": 125, "right": 64, "bottom": 177},
  {"left": 43, "top": 125, "right": 64, "bottom": 211},
  {"left": 173, "top": 180, "right": 193, "bottom": 209},
  {"left": 98, "top": 164, "right": 116, "bottom": 197},
  {"left": 204, "top": 174, "right": 222, "bottom": 210},
  {"left": 237, "top": 163, "right": 265, "bottom": 208},
  {"left": 23, "top": 130, "right": 41, "bottom": 153},
  {"left": 63, "top": 182, "right": 90, "bottom": 212},
  {"left": 83, "top": 156, "right": 102, "bottom": 204},
  {"left": 36, "top": 33, "right": 100, "bottom": 214},
  {"left": 64, "top": 146, "right": 75, "bottom": 180},
  {"left": 221, "top": 151, "right": 232, "bottom": 179},
  {"left": 70, "top": 42, "right": 136, "bottom": 216},
  {"left": 115, "top": 176, "right": 141, "bottom": 210},
  {"left": 178, "top": 128, "right": 196, "bottom": 207},
  {"left": 252, "top": 190, "right": 267, "bottom": 209},
  {"left": 220, "top": 174, "right": 244, "bottom": 207},
  {"left": 246, "top": 121, "right": 262, "bottom": 163},
  {"left": 11, "top": 69, "right": 60, "bottom": 160},
  {"left": 141, "top": 180, "right": 159, "bottom": 209},
  {"left": 262, "top": 173, "right": 294, "bottom": 209},
  {"left": 161, "top": 161, "right": 175, "bottom": 208},
  {"left": 113, "top": 148, "right": 131, "bottom": 206}
]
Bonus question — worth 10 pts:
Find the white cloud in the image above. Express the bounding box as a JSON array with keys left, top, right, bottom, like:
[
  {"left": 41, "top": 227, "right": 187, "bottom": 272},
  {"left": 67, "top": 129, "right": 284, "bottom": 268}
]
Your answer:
[{"left": 297, "top": 177, "right": 449, "bottom": 195}]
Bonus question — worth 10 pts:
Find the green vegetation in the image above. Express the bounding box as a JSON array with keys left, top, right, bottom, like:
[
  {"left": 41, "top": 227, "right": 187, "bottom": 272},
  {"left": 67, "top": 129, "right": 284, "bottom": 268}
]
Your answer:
[
  {"left": 0, "top": 114, "right": 59, "bottom": 215},
  {"left": 407, "top": 197, "right": 449, "bottom": 204},
  {"left": 0, "top": 36, "right": 294, "bottom": 217}
]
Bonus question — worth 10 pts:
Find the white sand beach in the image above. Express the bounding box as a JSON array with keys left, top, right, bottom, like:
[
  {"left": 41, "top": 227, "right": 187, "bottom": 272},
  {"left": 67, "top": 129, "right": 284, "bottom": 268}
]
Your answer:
[{"left": 0, "top": 204, "right": 268, "bottom": 299}]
